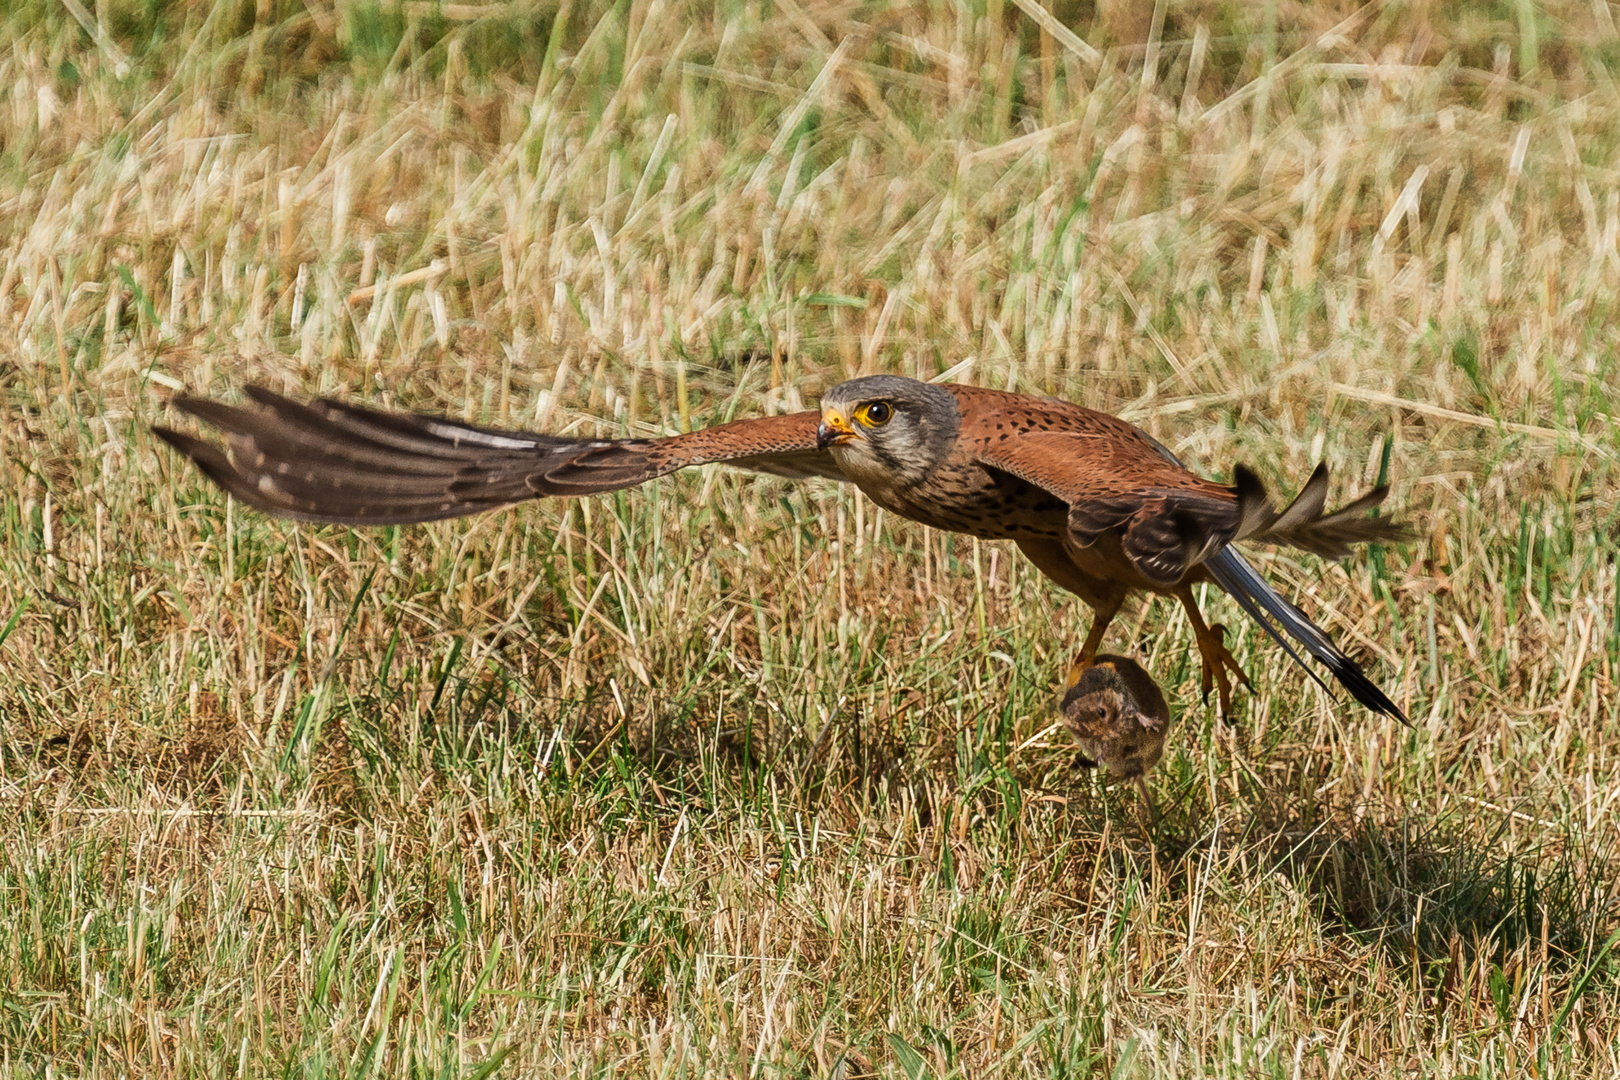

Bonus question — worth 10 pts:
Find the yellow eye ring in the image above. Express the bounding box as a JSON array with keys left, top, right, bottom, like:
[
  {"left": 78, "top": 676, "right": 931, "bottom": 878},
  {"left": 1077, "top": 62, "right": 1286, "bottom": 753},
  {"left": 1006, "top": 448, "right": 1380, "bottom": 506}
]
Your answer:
[{"left": 857, "top": 401, "right": 893, "bottom": 426}]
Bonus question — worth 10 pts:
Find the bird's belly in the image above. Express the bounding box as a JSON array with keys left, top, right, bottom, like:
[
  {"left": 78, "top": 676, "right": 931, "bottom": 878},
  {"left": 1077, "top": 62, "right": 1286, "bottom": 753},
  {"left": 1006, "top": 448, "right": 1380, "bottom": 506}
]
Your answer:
[{"left": 858, "top": 472, "right": 1070, "bottom": 541}]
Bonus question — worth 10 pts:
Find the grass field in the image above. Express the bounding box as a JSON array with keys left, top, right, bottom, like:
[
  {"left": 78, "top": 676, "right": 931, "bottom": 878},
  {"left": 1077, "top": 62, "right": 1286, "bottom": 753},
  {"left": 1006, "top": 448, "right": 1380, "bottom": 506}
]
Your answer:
[{"left": 2, "top": 0, "right": 1620, "bottom": 1074}]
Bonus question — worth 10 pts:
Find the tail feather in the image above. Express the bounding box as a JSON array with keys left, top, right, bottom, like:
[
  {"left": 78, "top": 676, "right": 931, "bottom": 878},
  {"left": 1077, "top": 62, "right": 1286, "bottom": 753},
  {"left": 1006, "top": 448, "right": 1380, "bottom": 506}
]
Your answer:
[
  {"left": 1205, "top": 547, "right": 1408, "bottom": 724},
  {"left": 1139, "top": 435, "right": 1408, "bottom": 722}
]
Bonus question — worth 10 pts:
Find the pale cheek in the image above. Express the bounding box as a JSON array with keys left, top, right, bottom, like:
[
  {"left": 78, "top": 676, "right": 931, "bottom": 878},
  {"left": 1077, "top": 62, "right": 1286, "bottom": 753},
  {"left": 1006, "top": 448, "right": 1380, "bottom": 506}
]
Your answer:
[{"left": 831, "top": 445, "right": 894, "bottom": 487}]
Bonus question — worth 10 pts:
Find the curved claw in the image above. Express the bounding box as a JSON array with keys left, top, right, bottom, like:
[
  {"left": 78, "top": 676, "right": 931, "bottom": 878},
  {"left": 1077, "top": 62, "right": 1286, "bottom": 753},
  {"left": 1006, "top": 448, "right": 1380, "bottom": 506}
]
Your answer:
[{"left": 1196, "top": 622, "right": 1253, "bottom": 719}]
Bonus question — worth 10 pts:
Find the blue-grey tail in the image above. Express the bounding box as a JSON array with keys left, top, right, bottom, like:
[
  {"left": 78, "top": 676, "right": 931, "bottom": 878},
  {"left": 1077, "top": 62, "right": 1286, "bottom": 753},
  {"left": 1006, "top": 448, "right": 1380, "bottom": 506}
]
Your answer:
[{"left": 1204, "top": 547, "right": 1408, "bottom": 724}]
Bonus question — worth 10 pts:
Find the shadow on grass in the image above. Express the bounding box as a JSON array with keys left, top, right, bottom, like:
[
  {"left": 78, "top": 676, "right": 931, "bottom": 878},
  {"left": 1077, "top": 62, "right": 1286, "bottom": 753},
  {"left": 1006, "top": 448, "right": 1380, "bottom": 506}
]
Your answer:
[
  {"left": 1133, "top": 771, "right": 1620, "bottom": 982},
  {"left": 1267, "top": 811, "right": 1618, "bottom": 1002}
]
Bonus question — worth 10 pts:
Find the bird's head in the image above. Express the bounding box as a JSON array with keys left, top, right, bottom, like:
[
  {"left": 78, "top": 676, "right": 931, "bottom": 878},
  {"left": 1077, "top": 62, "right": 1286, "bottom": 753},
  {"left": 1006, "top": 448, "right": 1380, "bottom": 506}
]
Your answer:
[{"left": 816, "top": 375, "right": 960, "bottom": 487}]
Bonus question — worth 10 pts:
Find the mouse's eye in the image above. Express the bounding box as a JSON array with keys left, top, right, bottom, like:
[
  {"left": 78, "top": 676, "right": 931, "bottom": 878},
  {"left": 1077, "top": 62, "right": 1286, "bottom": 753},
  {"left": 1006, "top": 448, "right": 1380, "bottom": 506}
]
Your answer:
[{"left": 858, "top": 401, "right": 892, "bottom": 426}]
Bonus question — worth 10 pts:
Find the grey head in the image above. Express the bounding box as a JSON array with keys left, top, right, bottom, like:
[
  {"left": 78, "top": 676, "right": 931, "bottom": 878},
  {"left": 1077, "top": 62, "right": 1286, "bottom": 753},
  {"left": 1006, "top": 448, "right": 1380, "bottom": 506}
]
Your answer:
[{"left": 815, "top": 375, "right": 961, "bottom": 487}]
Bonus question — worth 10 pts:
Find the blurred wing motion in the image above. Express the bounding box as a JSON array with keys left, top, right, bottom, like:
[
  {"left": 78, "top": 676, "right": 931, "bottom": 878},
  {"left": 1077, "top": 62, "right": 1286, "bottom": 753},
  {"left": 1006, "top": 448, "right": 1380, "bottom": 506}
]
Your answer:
[
  {"left": 1232, "top": 461, "right": 1403, "bottom": 557},
  {"left": 152, "top": 385, "right": 845, "bottom": 525}
]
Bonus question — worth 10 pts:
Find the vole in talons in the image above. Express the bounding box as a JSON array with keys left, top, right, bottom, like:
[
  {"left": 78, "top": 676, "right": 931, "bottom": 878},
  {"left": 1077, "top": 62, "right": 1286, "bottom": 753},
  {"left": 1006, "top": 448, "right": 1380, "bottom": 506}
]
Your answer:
[{"left": 1061, "top": 653, "right": 1172, "bottom": 826}]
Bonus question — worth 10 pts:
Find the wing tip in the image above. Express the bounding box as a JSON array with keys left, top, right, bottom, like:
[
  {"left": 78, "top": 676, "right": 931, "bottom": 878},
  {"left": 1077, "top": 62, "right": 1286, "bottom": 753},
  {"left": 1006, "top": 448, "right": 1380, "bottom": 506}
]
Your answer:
[
  {"left": 150, "top": 423, "right": 190, "bottom": 452},
  {"left": 1231, "top": 464, "right": 1274, "bottom": 540}
]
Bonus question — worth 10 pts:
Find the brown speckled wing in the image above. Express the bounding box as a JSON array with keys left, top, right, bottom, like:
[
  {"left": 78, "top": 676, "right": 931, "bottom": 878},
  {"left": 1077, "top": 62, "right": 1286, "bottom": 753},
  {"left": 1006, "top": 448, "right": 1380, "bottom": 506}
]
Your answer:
[
  {"left": 971, "top": 424, "right": 1242, "bottom": 587},
  {"left": 153, "top": 386, "right": 844, "bottom": 525}
]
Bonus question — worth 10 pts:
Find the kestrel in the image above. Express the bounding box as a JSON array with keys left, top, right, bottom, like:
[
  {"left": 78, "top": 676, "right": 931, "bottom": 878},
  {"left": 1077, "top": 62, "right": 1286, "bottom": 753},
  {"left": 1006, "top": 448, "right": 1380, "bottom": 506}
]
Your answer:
[
  {"left": 153, "top": 374, "right": 1410, "bottom": 719},
  {"left": 1062, "top": 653, "right": 1173, "bottom": 822}
]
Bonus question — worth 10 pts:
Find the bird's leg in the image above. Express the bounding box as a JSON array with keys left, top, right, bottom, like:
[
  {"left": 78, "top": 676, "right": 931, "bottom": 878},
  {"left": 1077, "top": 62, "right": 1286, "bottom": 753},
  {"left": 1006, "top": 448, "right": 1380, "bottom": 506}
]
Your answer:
[
  {"left": 1064, "top": 594, "right": 1125, "bottom": 689},
  {"left": 1013, "top": 540, "right": 1127, "bottom": 690},
  {"left": 1174, "top": 585, "right": 1253, "bottom": 718}
]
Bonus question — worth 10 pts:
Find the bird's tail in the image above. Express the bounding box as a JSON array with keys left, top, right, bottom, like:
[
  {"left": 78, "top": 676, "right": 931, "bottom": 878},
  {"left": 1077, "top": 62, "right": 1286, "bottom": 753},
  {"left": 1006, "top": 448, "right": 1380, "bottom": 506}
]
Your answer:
[{"left": 1204, "top": 546, "right": 1408, "bottom": 724}]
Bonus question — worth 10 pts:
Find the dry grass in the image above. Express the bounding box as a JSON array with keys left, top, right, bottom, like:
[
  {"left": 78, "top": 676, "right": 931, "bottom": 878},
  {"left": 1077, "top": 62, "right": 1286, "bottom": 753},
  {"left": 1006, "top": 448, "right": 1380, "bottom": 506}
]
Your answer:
[{"left": 2, "top": 0, "right": 1619, "bottom": 1074}]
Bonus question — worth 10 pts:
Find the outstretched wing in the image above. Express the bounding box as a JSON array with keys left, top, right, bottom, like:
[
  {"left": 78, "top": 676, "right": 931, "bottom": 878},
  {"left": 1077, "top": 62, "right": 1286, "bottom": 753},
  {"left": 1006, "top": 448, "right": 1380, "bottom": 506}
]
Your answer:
[
  {"left": 152, "top": 385, "right": 845, "bottom": 525},
  {"left": 975, "top": 431, "right": 1408, "bottom": 583}
]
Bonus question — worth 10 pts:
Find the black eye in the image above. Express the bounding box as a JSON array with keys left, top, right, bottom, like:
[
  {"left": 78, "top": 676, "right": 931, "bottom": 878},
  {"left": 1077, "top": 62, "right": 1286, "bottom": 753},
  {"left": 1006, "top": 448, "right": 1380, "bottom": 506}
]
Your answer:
[{"left": 862, "top": 401, "right": 892, "bottom": 426}]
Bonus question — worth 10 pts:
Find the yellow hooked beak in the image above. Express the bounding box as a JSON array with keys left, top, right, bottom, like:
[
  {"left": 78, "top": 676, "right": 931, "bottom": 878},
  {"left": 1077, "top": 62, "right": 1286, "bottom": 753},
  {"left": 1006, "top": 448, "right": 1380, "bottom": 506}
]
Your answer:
[{"left": 816, "top": 408, "right": 856, "bottom": 449}]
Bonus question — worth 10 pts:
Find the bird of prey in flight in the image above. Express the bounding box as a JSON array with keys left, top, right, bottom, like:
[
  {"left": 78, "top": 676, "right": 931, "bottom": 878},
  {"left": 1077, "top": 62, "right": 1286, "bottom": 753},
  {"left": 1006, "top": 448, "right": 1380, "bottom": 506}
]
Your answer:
[{"left": 155, "top": 374, "right": 1410, "bottom": 721}]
